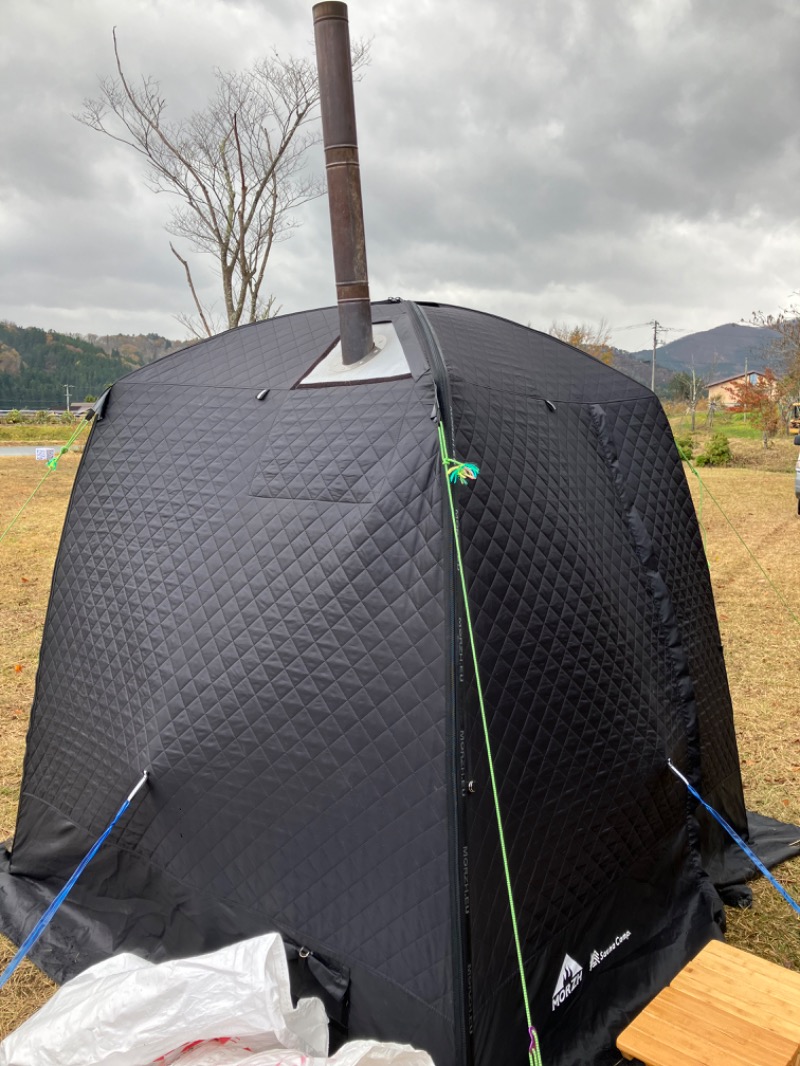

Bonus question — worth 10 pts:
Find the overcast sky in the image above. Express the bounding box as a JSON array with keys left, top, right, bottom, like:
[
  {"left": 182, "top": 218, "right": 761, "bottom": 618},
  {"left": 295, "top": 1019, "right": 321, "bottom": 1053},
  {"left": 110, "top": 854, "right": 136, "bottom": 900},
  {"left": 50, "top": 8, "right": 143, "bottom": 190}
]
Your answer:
[{"left": 2, "top": 0, "right": 800, "bottom": 353}]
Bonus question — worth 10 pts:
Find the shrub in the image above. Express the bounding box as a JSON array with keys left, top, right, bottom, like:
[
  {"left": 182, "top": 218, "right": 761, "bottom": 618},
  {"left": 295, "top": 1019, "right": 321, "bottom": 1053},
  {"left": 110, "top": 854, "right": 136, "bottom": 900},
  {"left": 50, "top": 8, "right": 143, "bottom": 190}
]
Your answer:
[
  {"left": 674, "top": 433, "right": 695, "bottom": 460},
  {"left": 696, "top": 433, "right": 733, "bottom": 467},
  {"left": 34, "top": 409, "right": 48, "bottom": 424},
  {"left": 5, "top": 409, "right": 22, "bottom": 424},
  {"left": 59, "top": 410, "right": 75, "bottom": 425}
]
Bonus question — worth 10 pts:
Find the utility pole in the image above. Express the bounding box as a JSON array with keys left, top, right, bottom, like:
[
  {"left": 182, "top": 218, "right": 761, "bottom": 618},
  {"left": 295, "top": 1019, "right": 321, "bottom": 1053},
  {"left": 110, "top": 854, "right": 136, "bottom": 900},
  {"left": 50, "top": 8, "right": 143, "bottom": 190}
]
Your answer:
[
  {"left": 742, "top": 358, "right": 748, "bottom": 423},
  {"left": 651, "top": 321, "right": 660, "bottom": 392},
  {"left": 690, "top": 367, "right": 698, "bottom": 431},
  {"left": 649, "top": 320, "right": 681, "bottom": 393},
  {"left": 63, "top": 384, "right": 74, "bottom": 414}
]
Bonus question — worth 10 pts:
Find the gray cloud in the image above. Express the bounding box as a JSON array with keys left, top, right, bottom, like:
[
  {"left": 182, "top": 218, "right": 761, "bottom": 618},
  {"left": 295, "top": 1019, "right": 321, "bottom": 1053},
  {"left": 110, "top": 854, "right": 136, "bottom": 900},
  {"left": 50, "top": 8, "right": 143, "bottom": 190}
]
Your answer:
[{"left": 2, "top": 0, "right": 800, "bottom": 352}]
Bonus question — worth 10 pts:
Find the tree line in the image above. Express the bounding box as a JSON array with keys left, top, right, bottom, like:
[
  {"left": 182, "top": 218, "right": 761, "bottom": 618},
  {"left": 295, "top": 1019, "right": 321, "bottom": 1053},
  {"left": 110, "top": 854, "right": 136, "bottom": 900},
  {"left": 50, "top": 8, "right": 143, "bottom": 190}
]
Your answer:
[{"left": 0, "top": 322, "right": 139, "bottom": 408}]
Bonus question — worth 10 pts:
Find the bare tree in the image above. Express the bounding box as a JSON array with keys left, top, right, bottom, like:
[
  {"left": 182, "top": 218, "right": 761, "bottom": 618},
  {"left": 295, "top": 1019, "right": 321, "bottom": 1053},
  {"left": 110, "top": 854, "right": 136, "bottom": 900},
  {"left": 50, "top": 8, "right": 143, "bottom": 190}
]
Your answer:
[
  {"left": 687, "top": 368, "right": 705, "bottom": 432},
  {"left": 668, "top": 368, "right": 707, "bottom": 430},
  {"left": 77, "top": 31, "right": 367, "bottom": 338},
  {"left": 747, "top": 301, "right": 800, "bottom": 433},
  {"left": 548, "top": 319, "right": 615, "bottom": 364}
]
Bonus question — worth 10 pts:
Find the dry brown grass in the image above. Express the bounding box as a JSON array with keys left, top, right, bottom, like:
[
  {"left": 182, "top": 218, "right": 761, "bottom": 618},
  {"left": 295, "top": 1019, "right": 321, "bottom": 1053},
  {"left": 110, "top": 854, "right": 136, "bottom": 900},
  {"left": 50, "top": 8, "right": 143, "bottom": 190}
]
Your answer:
[
  {"left": 0, "top": 457, "right": 79, "bottom": 836},
  {"left": 0, "top": 451, "right": 798, "bottom": 1037},
  {"left": 0, "top": 456, "right": 77, "bottom": 1033},
  {"left": 726, "top": 435, "right": 799, "bottom": 473},
  {"left": 689, "top": 465, "right": 800, "bottom": 964}
]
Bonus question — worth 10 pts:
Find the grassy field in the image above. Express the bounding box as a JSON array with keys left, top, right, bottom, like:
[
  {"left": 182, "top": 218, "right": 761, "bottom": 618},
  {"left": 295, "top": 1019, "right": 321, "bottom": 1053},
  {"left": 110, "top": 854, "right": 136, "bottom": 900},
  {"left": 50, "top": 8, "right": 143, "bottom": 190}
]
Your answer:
[
  {"left": 667, "top": 404, "right": 799, "bottom": 468},
  {"left": 0, "top": 424, "right": 87, "bottom": 444},
  {"left": 691, "top": 459, "right": 800, "bottom": 962},
  {"left": 0, "top": 437, "right": 798, "bottom": 1037},
  {"left": 0, "top": 455, "right": 74, "bottom": 1033}
]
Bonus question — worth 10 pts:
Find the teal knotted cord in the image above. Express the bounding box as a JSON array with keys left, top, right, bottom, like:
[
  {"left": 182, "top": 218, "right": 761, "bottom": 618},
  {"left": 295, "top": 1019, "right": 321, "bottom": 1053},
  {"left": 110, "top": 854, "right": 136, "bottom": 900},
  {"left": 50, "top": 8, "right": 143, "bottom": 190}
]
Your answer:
[
  {"left": 437, "top": 422, "right": 543, "bottom": 1066},
  {"left": 444, "top": 458, "right": 480, "bottom": 485},
  {"left": 0, "top": 418, "right": 90, "bottom": 548}
]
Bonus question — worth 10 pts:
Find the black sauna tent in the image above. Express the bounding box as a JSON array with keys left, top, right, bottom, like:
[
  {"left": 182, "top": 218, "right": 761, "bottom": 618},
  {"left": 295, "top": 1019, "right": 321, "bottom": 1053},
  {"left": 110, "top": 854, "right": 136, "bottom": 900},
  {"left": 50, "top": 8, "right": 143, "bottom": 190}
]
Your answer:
[{"left": 0, "top": 300, "right": 794, "bottom": 1065}]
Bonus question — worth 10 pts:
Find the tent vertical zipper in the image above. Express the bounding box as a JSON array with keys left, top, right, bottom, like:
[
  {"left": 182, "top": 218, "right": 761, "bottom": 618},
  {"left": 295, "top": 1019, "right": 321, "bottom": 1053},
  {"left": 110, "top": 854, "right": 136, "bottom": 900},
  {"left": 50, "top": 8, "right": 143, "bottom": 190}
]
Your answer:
[{"left": 409, "top": 301, "right": 472, "bottom": 1066}]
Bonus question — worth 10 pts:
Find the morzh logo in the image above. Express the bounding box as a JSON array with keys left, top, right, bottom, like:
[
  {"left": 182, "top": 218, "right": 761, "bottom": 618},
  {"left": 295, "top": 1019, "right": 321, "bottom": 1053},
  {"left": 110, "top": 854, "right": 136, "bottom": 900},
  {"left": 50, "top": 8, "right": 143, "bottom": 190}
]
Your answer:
[
  {"left": 589, "top": 930, "right": 632, "bottom": 970},
  {"left": 551, "top": 954, "right": 583, "bottom": 1010}
]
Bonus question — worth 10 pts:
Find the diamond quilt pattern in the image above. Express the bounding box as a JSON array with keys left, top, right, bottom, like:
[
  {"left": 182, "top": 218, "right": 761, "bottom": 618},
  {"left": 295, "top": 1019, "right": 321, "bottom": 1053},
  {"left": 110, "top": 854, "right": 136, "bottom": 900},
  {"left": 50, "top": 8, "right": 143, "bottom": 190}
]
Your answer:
[
  {"left": 423, "top": 304, "right": 649, "bottom": 404},
  {"left": 600, "top": 400, "right": 745, "bottom": 824},
  {"left": 250, "top": 386, "right": 431, "bottom": 504},
  {"left": 16, "top": 370, "right": 452, "bottom": 1014},
  {"left": 128, "top": 303, "right": 429, "bottom": 392},
  {"left": 452, "top": 379, "right": 686, "bottom": 995},
  {"left": 423, "top": 304, "right": 739, "bottom": 1015},
  {"left": 6, "top": 301, "right": 746, "bottom": 1066},
  {"left": 130, "top": 307, "right": 342, "bottom": 390}
]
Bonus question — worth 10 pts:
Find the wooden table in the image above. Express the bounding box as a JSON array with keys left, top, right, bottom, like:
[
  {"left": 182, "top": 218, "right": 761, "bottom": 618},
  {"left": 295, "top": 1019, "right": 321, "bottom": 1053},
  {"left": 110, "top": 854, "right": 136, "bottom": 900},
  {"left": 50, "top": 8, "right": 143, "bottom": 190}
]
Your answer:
[{"left": 617, "top": 939, "right": 800, "bottom": 1065}]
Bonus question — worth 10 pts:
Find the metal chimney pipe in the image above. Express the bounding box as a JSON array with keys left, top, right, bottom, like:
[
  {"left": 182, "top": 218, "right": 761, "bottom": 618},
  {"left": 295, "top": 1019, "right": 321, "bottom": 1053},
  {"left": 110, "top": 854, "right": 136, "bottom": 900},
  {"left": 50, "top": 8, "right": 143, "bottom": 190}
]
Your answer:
[{"left": 313, "top": 1, "right": 374, "bottom": 364}]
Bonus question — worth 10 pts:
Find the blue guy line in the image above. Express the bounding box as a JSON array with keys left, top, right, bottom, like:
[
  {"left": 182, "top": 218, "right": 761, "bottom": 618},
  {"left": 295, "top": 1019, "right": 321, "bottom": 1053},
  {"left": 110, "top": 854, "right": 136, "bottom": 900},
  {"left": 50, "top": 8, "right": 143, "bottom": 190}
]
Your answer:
[
  {"left": 668, "top": 760, "right": 800, "bottom": 919},
  {"left": 0, "top": 770, "right": 150, "bottom": 992}
]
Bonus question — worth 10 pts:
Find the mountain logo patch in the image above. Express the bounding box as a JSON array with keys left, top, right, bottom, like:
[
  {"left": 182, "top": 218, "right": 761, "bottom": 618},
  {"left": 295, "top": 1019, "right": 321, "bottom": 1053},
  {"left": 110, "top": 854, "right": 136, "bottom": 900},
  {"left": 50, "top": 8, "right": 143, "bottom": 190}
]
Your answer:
[{"left": 552, "top": 953, "right": 583, "bottom": 1010}]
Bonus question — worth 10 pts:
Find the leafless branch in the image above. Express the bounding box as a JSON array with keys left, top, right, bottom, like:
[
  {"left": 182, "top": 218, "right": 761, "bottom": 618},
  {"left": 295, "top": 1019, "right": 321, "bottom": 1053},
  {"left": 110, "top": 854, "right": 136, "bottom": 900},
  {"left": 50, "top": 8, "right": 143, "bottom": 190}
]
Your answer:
[
  {"left": 170, "top": 243, "right": 213, "bottom": 337},
  {"left": 76, "top": 31, "right": 370, "bottom": 334}
]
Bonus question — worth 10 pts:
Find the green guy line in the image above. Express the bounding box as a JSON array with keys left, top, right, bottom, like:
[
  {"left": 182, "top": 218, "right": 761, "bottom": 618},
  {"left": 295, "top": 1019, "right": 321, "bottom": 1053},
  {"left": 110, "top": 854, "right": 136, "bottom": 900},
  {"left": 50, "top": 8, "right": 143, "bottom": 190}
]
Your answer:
[
  {"left": 437, "top": 421, "right": 542, "bottom": 1066},
  {"left": 0, "top": 419, "right": 90, "bottom": 548},
  {"left": 677, "top": 443, "right": 800, "bottom": 630}
]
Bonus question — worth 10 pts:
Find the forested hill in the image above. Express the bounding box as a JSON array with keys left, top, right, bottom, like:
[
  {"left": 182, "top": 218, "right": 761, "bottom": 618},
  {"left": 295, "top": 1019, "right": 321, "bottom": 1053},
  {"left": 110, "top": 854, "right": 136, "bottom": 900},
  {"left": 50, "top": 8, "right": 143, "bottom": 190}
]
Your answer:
[{"left": 0, "top": 323, "right": 188, "bottom": 408}]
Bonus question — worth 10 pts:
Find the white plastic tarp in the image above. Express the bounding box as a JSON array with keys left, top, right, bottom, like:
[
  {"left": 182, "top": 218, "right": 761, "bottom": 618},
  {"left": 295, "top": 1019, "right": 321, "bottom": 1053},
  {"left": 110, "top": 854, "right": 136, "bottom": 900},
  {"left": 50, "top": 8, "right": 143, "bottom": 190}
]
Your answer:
[{"left": 0, "top": 934, "right": 435, "bottom": 1066}]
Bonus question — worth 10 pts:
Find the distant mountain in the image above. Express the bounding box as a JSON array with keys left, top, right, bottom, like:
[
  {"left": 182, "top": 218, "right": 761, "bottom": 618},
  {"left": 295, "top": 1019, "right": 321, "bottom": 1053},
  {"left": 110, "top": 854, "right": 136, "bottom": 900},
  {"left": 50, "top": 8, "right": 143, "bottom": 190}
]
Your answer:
[
  {"left": 0, "top": 318, "right": 785, "bottom": 409},
  {"left": 627, "top": 322, "right": 781, "bottom": 382},
  {"left": 0, "top": 323, "right": 190, "bottom": 409},
  {"left": 610, "top": 349, "right": 675, "bottom": 391},
  {"left": 83, "top": 332, "right": 191, "bottom": 366}
]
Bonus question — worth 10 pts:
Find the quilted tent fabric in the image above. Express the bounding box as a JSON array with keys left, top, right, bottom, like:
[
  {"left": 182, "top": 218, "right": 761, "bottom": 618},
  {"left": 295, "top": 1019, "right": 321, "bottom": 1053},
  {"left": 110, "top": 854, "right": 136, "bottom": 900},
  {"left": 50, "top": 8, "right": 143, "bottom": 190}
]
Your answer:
[
  {"left": 0, "top": 301, "right": 781, "bottom": 1065},
  {"left": 423, "top": 305, "right": 733, "bottom": 1063}
]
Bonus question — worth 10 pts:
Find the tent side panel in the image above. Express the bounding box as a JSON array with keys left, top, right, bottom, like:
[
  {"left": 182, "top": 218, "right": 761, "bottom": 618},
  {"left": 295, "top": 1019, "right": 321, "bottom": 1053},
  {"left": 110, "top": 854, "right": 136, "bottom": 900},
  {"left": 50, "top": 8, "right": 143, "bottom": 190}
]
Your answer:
[
  {"left": 423, "top": 305, "right": 725, "bottom": 1066},
  {"left": 1, "top": 371, "right": 457, "bottom": 1062}
]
